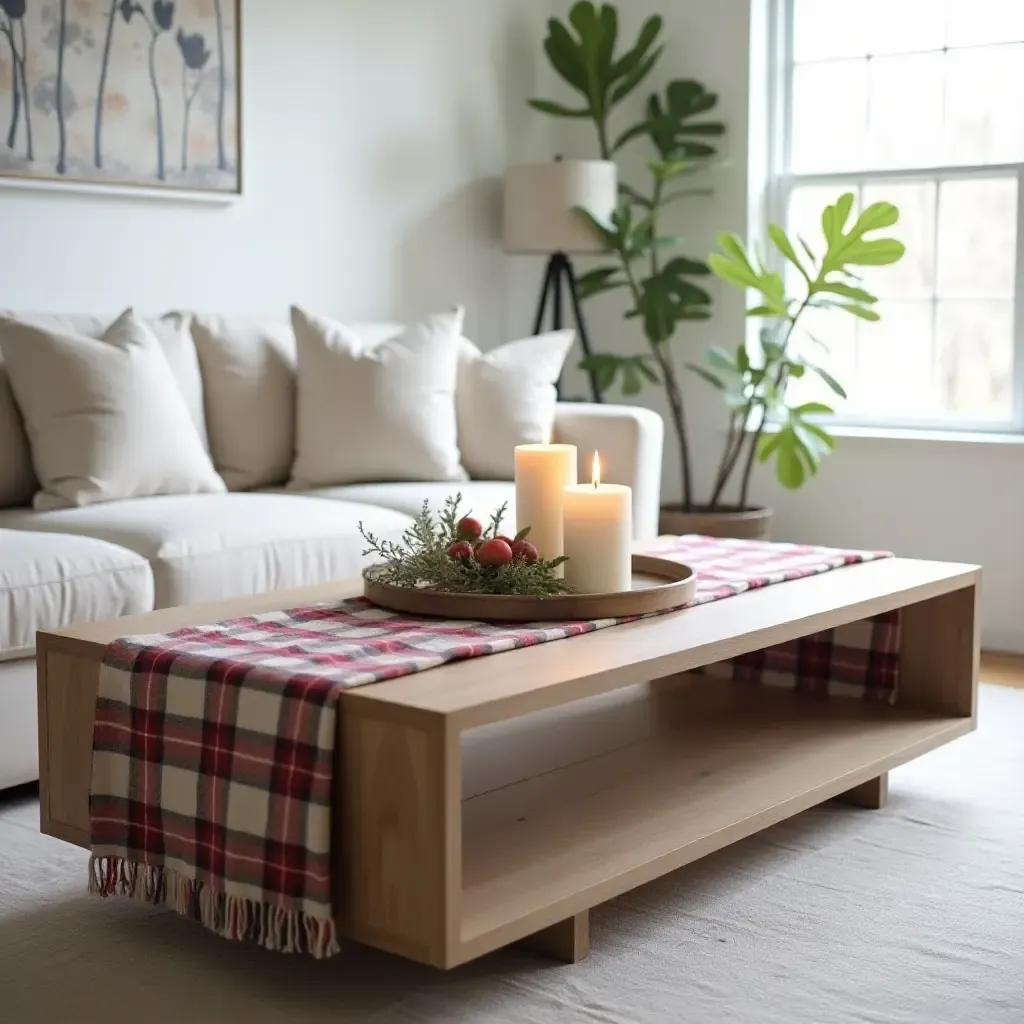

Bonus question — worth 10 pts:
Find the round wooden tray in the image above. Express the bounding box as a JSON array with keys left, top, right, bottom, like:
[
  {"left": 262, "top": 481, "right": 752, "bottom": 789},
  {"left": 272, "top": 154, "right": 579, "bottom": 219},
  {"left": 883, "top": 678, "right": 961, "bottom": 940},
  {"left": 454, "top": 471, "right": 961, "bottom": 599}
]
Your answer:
[{"left": 362, "top": 555, "right": 696, "bottom": 623}]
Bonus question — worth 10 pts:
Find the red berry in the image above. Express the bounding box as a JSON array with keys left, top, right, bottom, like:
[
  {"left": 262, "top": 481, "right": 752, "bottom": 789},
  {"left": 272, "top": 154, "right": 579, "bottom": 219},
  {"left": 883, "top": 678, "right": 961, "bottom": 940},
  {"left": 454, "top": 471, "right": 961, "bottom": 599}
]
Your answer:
[
  {"left": 456, "top": 516, "right": 483, "bottom": 541},
  {"left": 495, "top": 535, "right": 515, "bottom": 547},
  {"left": 476, "top": 538, "right": 514, "bottom": 567},
  {"left": 511, "top": 539, "right": 540, "bottom": 564},
  {"left": 447, "top": 541, "right": 474, "bottom": 561}
]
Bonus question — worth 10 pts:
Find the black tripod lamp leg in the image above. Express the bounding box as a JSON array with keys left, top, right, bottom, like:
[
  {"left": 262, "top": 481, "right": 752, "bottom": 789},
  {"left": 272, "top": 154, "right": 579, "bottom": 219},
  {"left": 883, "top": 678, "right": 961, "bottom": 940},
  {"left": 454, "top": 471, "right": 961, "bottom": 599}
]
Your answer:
[
  {"left": 532, "top": 256, "right": 557, "bottom": 336},
  {"left": 564, "top": 254, "right": 603, "bottom": 404}
]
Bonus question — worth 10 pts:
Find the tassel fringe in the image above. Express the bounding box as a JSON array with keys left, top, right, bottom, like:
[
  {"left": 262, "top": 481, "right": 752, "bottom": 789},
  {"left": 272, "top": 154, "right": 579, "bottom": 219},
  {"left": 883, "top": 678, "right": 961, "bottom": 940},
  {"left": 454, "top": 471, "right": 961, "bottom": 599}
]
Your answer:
[{"left": 89, "top": 855, "right": 340, "bottom": 959}]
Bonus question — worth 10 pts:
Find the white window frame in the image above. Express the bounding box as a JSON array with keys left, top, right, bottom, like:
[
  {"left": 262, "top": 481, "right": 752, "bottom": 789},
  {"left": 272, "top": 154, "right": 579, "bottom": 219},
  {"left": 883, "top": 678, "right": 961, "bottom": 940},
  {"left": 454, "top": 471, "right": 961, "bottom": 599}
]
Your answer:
[{"left": 763, "top": 0, "right": 1024, "bottom": 434}]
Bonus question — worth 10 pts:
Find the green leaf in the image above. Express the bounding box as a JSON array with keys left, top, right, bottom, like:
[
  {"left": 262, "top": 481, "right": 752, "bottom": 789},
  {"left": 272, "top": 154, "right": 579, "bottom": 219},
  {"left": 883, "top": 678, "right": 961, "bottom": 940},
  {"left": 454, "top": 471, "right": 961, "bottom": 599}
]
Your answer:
[
  {"left": 687, "top": 363, "right": 726, "bottom": 390},
  {"left": 758, "top": 431, "right": 783, "bottom": 462},
  {"left": 776, "top": 434, "right": 807, "bottom": 489},
  {"left": 842, "top": 239, "right": 907, "bottom": 266},
  {"left": 838, "top": 303, "right": 881, "bottom": 322},
  {"left": 576, "top": 266, "right": 625, "bottom": 300},
  {"left": 579, "top": 353, "right": 621, "bottom": 394},
  {"left": 708, "top": 253, "right": 758, "bottom": 291},
  {"left": 814, "top": 280, "right": 878, "bottom": 304},
  {"left": 611, "top": 14, "right": 662, "bottom": 77},
  {"left": 793, "top": 402, "right": 834, "bottom": 417},
  {"left": 706, "top": 345, "right": 737, "bottom": 373},
  {"left": 619, "top": 358, "right": 643, "bottom": 396},
  {"left": 636, "top": 357, "right": 660, "bottom": 384},
  {"left": 798, "top": 235, "right": 817, "bottom": 267},
  {"left": 747, "top": 304, "right": 778, "bottom": 317},
  {"left": 736, "top": 344, "right": 750, "bottom": 374},
  {"left": 544, "top": 21, "right": 590, "bottom": 95},
  {"left": 768, "top": 223, "right": 808, "bottom": 281},
  {"left": 802, "top": 419, "right": 837, "bottom": 451},
  {"left": 854, "top": 200, "right": 899, "bottom": 234},
  {"left": 528, "top": 98, "right": 592, "bottom": 118},
  {"left": 664, "top": 256, "right": 711, "bottom": 276},
  {"left": 514, "top": 526, "right": 531, "bottom": 542},
  {"left": 611, "top": 46, "right": 663, "bottom": 104},
  {"left": 618, "top": 183, "right": 653, "bottom": 209},
  {"left": 805, "top": 362, "right": 848, "bottom": 400}
]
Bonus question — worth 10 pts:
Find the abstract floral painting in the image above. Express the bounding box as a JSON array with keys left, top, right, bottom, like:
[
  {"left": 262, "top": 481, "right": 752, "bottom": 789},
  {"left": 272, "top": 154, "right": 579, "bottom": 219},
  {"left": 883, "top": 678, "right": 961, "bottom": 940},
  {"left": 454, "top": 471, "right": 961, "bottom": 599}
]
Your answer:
[{"left": 0, "top": 0, "right": 240, "bottom": 195}]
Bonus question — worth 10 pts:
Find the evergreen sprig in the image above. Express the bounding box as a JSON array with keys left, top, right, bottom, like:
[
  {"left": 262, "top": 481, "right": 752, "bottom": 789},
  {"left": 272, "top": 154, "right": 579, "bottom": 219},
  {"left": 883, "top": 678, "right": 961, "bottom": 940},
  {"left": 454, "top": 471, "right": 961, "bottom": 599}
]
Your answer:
[{"left": 360, "top": 495, "right": 573, "bottom": 597}]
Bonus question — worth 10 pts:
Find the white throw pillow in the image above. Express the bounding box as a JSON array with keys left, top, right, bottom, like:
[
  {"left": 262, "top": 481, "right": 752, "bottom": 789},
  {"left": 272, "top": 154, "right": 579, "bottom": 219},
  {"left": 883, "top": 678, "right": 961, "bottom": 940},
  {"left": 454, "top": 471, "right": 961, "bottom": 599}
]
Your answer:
[
  {"left": 190, "top": 315, "right": 299, "bottom": 491},
  {"left": 289, "top": 306, "right": 467, "bottom": 488},
  {"left": 0, "top": 309, "right": 226, "bottom": 510},
  {"left": 457, "top": 330, "right": 574, "bottom": 479}
]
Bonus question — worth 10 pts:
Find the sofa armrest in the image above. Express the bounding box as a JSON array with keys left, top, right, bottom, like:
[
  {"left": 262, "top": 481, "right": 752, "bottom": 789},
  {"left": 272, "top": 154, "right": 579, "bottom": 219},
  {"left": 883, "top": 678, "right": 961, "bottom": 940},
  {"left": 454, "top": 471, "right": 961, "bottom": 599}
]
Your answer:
[{"left": 554, "top": 403, "right": 664, "bottom": 541}]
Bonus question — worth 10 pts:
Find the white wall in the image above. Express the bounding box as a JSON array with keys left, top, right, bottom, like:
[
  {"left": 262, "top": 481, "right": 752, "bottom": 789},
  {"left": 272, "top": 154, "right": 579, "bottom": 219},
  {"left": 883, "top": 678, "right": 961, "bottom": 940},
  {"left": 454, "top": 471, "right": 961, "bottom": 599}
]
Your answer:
[
  {"left": 0, "top": 0, "right": 554, "bottom": 345},
  {"left": 549, "top": 0, "right": 1022, "bottom": 650}
]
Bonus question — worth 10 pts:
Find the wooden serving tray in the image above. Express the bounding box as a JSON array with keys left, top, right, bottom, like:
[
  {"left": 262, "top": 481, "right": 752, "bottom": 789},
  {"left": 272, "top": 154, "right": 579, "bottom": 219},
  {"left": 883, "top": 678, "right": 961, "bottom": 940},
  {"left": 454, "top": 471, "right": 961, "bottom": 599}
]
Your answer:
[{"left": 362, "top": 554, "right": 696, "bottom": 622}]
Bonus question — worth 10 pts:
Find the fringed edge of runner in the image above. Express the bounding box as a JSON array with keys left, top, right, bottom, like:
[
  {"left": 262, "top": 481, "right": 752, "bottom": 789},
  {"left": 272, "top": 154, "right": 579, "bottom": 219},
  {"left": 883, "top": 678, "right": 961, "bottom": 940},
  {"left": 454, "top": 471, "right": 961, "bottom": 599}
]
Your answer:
[{"left": 88, "top": 855, "right": 340, "bottom": 959}]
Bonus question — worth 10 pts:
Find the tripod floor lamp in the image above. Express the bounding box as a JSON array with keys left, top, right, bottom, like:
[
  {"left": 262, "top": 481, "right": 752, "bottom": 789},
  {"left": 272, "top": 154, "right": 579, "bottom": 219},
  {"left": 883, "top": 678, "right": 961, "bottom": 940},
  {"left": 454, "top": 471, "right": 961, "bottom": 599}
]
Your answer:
[{"left": 504, "top": 158, "right": 618, "bottom": 403}]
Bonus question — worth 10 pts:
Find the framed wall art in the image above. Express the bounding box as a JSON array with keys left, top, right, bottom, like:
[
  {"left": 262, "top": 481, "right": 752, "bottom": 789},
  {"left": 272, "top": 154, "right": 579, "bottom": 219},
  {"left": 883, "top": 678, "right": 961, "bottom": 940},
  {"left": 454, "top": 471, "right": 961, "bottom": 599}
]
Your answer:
[{"left": 0, "top": 0, "right": 241, "bottom": 201}]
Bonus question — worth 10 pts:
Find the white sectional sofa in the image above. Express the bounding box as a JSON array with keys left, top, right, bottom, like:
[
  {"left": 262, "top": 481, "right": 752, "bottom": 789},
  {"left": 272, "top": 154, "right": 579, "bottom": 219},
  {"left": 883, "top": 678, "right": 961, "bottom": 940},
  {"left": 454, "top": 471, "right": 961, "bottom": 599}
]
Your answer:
[{"left": 0, "top": 312, "right": 664, "bottom": 789}]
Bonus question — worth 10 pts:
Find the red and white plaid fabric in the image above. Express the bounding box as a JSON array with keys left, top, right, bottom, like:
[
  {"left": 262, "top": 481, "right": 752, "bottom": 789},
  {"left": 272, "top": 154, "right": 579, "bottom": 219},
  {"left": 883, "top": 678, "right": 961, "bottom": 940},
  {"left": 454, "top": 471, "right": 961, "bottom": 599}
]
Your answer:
[{"left": 90, "top": 536, "right": 898, "bottom": 957}]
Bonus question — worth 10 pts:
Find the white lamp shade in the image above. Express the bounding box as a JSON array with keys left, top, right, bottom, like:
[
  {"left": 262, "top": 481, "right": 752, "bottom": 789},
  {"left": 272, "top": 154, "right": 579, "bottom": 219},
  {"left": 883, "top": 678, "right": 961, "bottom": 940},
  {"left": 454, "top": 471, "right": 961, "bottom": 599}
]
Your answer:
[{"left": 504, "top": 160, "right": 618, "bottom": 255}]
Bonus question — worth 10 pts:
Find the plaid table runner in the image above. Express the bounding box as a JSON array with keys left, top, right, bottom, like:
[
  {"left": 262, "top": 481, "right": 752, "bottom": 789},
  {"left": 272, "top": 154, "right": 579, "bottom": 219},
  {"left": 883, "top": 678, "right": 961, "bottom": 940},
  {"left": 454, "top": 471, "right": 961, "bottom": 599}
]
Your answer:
[{"left": 90, "top": 536, "right": 898, "bottom": 958}]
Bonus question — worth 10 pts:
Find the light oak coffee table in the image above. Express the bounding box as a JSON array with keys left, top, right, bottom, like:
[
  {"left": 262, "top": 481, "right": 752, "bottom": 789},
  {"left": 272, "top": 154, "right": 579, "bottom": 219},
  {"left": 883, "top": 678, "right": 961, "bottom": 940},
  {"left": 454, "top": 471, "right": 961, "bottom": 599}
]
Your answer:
[{"left": 36, "top": 557, "right": 980, "bottom": 969}]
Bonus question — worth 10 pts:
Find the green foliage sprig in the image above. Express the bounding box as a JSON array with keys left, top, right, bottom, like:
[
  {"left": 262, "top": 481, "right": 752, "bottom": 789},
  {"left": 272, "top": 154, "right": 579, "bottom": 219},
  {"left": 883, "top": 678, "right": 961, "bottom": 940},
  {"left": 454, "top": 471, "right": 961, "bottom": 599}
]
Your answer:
[
  {"left": 360, "top": 496, "right": 573, "bottom": 597},
  {"left": 703, "top": 193, "right": 906, "bottom": 500}
]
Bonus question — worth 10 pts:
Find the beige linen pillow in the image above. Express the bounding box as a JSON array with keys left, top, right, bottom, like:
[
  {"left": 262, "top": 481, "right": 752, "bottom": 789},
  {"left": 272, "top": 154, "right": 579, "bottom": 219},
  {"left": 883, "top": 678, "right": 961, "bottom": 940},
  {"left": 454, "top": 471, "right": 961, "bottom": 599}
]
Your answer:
[
  {"left": 457, "top": 330, "right": 575, "bottom": 479},
  {"left": 190, "top": 315, "right": 299, "bottom": 491},
  {"left": 289, "top": 306, "right": 467, "bottom": 487},
  {"left": 0, "top": 309, "right": 226, "bottom": 510}
]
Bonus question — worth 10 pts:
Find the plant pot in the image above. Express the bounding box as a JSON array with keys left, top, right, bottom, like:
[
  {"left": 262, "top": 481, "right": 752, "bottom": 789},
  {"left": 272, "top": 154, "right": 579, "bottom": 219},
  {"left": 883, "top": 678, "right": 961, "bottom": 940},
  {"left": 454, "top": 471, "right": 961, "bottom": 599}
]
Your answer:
[{"left": 659, "top": 504, "right": 773, "bottom": 541}]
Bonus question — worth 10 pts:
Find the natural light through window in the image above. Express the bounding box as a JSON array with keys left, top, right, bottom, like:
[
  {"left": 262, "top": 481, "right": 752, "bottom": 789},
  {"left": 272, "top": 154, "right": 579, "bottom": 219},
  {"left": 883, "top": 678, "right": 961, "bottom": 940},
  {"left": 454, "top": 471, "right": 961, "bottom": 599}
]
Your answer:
[{"left": 777, "top": 0, "right": 1023, "bottom": 429}]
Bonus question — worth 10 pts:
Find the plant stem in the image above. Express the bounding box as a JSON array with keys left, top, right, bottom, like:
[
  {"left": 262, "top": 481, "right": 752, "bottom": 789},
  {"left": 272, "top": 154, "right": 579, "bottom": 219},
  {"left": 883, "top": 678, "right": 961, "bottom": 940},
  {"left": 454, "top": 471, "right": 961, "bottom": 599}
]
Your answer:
[
  {"left": 647, "top": 176, "right": 693, "bottom": 510},
  {"left": 730, "top": 296, "right": 812, "bottom": 510},
  {"left": 3, "top": 21, "right": 19, "bottom": 151}
]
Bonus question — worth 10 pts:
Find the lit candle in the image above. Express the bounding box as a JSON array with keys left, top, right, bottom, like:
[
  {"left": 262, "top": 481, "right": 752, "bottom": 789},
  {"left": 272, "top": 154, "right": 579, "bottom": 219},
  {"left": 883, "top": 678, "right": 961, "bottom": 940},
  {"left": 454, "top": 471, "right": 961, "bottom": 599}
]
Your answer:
[
  {"left": 563, "top": 451, "right": 633, "bottom": 594},
  {"left": 514, "top": 435, "right": 578, "bottom": 574}
]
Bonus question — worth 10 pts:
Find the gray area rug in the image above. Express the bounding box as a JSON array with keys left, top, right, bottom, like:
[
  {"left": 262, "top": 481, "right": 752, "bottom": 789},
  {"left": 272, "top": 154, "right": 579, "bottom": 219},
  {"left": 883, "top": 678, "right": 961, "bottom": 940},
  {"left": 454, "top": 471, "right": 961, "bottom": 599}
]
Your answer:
[{"left": 1, "top": 685, "right": 1021, "bottom": 1024}]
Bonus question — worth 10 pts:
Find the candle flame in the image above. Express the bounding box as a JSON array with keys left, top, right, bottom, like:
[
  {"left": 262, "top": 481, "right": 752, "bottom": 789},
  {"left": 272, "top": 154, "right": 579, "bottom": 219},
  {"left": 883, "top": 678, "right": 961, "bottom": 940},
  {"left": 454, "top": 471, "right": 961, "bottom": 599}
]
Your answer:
[{"left": 592, "top": 450, "right": 601, "bottom": 488}]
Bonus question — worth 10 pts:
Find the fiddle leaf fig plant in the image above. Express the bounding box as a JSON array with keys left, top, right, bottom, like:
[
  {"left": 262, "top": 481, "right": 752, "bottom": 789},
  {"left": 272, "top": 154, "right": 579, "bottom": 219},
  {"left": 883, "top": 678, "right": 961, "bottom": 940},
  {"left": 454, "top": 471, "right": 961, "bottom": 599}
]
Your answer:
[
  {"left": 702, "top": 193, "right": 906, "bottom": 505},
  {"left": 529, "top": 2, "right": 725, "bottom": 509}
]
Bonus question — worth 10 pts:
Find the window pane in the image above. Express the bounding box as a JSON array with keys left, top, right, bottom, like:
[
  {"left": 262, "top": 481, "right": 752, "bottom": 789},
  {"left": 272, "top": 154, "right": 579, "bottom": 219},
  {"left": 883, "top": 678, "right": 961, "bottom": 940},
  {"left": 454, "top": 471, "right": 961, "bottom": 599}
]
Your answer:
[
  {"left": 937, "top": 177, "right": 1017, "bottom": 298},
  {"left": 787, "top": 307, "right": 857, "bottom": 413},
  {"left": 944, "top": 45, "right": 1024, "bottom": 164},
  {"left": 791, "top": 60, "right": 867, "bottom": 173},
  {"left": 793, "top": 0, "right": 869, "bottom": 61},
  {"left": 861, "top": 181, "right": 936, "bottom": 298},
  {"left": 853, "top": 301, "right": 937, "bottom": 419},
  {"left": 867, "top": 53, "right": 944, "bottom": 169},
  {"left": 947, "top": 0, "right": 1024, "bottom": 47},
  {"left": 935, "top": 300, "right": 1014, "bottom": 419},
  {"left": 862, "top": 0, "right": 945, "bottom": 55}
]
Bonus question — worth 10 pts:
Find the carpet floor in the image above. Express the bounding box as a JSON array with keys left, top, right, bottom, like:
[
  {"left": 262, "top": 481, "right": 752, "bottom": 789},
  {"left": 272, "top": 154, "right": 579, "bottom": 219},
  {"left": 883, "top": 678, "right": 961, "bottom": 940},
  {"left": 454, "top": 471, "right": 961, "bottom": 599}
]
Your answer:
[{"left": 1, "top": 685, "right": 1021, "bottom": 1024}]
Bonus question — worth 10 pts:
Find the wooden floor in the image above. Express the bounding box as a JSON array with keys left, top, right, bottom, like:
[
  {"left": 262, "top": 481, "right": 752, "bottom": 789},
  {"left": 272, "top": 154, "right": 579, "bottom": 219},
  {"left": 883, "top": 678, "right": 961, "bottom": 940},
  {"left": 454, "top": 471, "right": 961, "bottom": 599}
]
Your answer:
[{"left": 981, "top": 651, "right": 1024, "bottom": 689}]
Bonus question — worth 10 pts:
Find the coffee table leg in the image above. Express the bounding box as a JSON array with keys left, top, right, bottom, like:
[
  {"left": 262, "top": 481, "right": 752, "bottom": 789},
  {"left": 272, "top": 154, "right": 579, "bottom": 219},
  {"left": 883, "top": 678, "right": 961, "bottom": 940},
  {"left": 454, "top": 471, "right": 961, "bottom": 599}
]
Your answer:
[
  {"left": 518, "top": 911, "right": 591, "bottom": 963},
  {"left": 836, "top": 772, "right": 889, "bottom": 809}
]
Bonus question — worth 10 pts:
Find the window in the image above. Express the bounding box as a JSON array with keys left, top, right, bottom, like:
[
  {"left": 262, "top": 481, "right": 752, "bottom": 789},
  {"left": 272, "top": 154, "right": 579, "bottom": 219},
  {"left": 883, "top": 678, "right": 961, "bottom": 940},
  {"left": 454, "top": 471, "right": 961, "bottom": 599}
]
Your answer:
[{"left": 771, "top": 0, "right": 1024, "bottom": 430}]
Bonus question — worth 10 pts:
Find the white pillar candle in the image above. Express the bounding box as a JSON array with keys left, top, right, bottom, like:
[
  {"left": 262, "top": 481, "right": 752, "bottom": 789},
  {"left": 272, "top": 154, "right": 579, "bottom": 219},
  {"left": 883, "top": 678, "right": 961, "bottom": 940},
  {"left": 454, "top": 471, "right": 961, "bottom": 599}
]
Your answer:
[
  {"left": 563, "top": 452, "right": 633, "bottom": 594},
  {"left": 514, "top": 440, "right": 578, "bottom": 572}
]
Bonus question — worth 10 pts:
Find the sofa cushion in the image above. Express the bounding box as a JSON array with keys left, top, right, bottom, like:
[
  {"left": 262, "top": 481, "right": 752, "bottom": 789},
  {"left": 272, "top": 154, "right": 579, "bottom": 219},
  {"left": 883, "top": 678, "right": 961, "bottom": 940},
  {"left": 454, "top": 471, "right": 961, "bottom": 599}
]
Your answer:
[
  {"left": 293, "top": 481, "right": 516, "bottom": 529},
  {"left": 0, "top": 494, "right": 413, "bottom": 608},
  {"left": 0, "top": 355, "right": 35, "bottom": 509},
  {"left": 190, "top": 315, "right": 298, "bottom": 491},
  {"left": 457, "top": 330, "right": 574, "bottom": 480},
  {"left": 0, "top": 310, "right": 226, "bottom": 510},
  {"left": 290, "top": 306, "right": 468, "bottom": 488},
  {"left": 0, "top": 310, "right": 208, "bottom": 447},
  {"left": 0, "top": 529, "right": 154, "bottom": 660}
]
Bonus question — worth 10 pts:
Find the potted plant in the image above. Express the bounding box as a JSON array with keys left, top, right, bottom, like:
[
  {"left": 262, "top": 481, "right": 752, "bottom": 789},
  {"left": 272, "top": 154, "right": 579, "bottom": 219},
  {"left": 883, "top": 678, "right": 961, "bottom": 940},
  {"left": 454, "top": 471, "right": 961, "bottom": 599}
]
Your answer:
[{"left": 528, "top": 2, "right": 906, "bottom": 538}]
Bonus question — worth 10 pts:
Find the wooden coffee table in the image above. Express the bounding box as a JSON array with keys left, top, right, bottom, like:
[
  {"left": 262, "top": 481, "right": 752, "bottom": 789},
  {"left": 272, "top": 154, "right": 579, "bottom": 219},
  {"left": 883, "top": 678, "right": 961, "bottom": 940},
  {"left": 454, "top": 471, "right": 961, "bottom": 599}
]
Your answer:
[{"left": 35, "top": 557, "right": 980, "bottom": 969}]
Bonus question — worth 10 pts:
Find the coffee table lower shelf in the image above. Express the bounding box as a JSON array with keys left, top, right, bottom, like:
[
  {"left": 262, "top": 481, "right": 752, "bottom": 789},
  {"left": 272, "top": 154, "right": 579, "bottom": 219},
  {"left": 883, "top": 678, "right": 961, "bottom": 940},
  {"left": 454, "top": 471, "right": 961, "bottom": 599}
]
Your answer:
[{"left": 452, "top": 682, "right": 968, "bottom": 964}]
